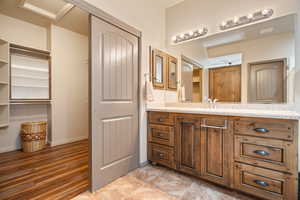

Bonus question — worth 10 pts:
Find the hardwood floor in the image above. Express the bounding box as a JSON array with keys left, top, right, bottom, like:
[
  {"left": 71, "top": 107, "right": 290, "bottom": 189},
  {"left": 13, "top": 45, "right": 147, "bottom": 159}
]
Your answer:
[{"left": 0, "top": 140, "right": 89, "bottom": 200}]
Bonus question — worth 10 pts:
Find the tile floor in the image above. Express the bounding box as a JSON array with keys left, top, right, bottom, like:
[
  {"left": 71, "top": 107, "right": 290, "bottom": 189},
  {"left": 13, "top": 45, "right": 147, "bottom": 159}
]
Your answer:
[{"left": 73, "top": 165, "right": 257, "bottom": 200}]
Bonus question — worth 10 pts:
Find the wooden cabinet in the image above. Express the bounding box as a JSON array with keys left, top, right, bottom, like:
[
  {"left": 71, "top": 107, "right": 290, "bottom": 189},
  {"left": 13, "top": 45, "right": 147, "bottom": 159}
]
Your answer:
[
  {"left": 234, "top": 163, "right": 297, "bottom": 200},
  {"left": 147, "top": 111, "right": 298, "bottom": 200},
  {"left": 200, "top": 118, "right": 232, "bottom": 186},
  {"left": 248, "top": 59, "right": 286, "bottom": 103},
  {"left": 209, "top": 65, "right": 241, "bottom": 102},
  {"left": 151, "top": 48, "right": 177, "bottom": 90},
  {"left": 175, "top": 117, "right": 201, "bottom": 176},
  {"left": 234, "top": 135, "right": 296, "bottom": 173}
]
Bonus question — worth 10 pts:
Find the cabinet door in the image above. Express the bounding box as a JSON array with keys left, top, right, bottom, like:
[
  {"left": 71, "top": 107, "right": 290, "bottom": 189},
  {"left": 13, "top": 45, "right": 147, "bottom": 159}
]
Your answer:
[
  {"left": 175, "top": 117, "right": 201, "bottom": 176},
  {"left": 209, "top": 65, "right": 241, "bottom": 102},
  {"left": 200, "top": 118, "right": 232, "bottom": 186}
]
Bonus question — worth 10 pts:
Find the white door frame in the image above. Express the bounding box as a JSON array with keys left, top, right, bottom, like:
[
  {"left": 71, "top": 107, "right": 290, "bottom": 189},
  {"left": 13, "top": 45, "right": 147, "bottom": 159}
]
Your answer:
[{"left": 65, "top": 0, "right": 141, "bottom": 191}]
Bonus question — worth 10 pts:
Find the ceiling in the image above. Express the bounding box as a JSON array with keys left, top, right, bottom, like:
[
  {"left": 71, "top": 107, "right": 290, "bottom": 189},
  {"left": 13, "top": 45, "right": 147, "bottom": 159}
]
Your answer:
[
  {"left": 163, "top": 0, "right": 185, "bottom": 8},
  {"left": 0, "top": 0, "right": 89, "bottom": 36}
]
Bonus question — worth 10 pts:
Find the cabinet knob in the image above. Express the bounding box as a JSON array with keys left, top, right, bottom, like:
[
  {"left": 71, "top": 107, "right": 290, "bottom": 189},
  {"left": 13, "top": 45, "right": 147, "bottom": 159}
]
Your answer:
[
  {"left": 253, "top": 150, "right": 270, "bottom": 156},
  {"left": 253, "top": 179, "right": 269, "bottom": 187}
]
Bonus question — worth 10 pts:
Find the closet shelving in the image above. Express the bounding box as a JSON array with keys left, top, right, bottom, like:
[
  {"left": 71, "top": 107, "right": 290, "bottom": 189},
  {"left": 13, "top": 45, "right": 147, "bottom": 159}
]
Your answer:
[
  {"left": 10, "top": 44, "right": 50, "bottom": 100},
  {"left": 0, "top": 39, "right": 9, "bottom": 128}
]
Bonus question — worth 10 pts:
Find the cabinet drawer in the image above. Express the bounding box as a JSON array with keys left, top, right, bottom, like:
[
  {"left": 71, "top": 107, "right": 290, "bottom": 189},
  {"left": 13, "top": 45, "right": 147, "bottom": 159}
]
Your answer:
[
  {"left": 234, "top": 163, "right": 297, "bottom": 200},
  {"left": 234, "top": 118, "right": 294, "bottom": 141},
  {"left": 234, "top": 136, "right": 296, "bottom": 173},
  {"left": 148, "top": 143, "right": 175, "bottom": 168},
  {"left": 149, "top": 112, "right": 174, "bottom": 125},
  {"left": 148, "top": 124, "right": 174, "bottom": 146}
]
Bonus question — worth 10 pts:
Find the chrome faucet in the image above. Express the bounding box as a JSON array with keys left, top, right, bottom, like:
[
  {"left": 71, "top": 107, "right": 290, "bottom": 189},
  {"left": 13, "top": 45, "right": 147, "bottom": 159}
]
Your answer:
[{"left": 207, "top": 98, "right": 218, "bottom": 109}]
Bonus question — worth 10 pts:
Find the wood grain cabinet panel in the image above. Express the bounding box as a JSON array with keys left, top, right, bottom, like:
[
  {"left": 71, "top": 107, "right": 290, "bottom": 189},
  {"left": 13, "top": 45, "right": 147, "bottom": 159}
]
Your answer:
[
  {"left": 175, "top": 117, "right": 201, "bottom": 176},
  {"left": 234, "top": 118, "right": 294, "bottom": 141},
  {"left": 148, "top": 143, "right": 175, "bottom": 169},
  {"left": 234, "top": 135, "right": 296, "bottom": 173},
  {"left": 200, "top": 118, "right": 232, "bottom": 186},
  {"left": 234, "top": 163, "right": 297, "bottom": 200},
  {"left": 149, "top": 112, "right": 174, "bottom": 126},
  {"left": 148, "top": 124, "right": 174, "bottom": 147}
]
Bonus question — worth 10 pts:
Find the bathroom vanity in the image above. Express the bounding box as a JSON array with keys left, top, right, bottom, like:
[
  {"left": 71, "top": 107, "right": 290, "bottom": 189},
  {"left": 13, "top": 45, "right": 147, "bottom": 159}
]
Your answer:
[{"left": 147, "top": 107, "right": 299, "bottom": 200}]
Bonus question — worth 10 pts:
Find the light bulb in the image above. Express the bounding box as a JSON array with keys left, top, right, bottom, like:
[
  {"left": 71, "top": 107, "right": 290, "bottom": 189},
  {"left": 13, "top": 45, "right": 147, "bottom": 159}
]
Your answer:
[
  {"left": 233, "top": 17, "right": 239, "bottom": 23},
  {"left": 198, "top": 29, "right": 203, "bottom": 34},
  {"left": 189, "top": 31, "right": 194, "bottom": 36},
  {"left": 172, "top": 36, "right": 177, "bottom": 41},
  {"left": 248, "top": 13, "right": 253, "bottom": 19},
  {"left": 221, "top": 21, "right": 227, "bottom": 27},
  {"left": 180, "top": 34, "right": 185, "bottom": 38},
  {"left": 262, "top": 9, "right": 269, "bottom": 15}
]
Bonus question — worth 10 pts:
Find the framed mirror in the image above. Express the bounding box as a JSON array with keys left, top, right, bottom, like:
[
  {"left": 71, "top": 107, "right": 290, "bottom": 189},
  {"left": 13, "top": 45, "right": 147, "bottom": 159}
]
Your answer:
[
  {"left": 167, "top": 56, "right": 177, "bottom": 90},
  {"left": 167, "top": 14, "right": 296, "bottom": 104},
  {"left": 152, "top": 49, "right": 166, "bottom": 89}
]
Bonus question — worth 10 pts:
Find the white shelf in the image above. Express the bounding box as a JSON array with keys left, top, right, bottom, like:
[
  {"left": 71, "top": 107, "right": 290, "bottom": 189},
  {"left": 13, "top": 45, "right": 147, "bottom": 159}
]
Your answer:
[
  {"left": 12, "top": 65, "right": 49, "bottom": 72},
  {"left": 0, "top": 39, "right": 7, "bottom": 45},
  {"left": 0, "top": 59, "right": 8, "bottom": 64},
  {"left": 12, "top": 84, "right": 48, "bottom": 88},
  {"left": 12, "top": 75, "right": 48, "bottom": 80},
  {"left": 0, "top": 123, "right": 9, "bottom": 128},
  {"left": 0, "top": 81, "right": 8, "bottom": 85}
]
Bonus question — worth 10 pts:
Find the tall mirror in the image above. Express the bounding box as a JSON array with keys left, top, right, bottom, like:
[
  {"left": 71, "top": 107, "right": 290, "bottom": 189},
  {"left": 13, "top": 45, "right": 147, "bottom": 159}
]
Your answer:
[{"left": 168, "top": 14, "right": 296, "bottom": 104}]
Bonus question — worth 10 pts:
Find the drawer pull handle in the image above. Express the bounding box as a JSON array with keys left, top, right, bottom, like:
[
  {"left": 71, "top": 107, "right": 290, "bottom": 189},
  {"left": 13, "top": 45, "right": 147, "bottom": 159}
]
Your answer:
[
  {"left": 201, "top": 119, "right": 228, "bottom": 130},
  {"left": 254, "top": 180, "right": 269, "bottom": 187},
  {"left": 158, "top": 118, "right": 164, "bottom": 122},
  {"left": 156, "top": 132, "right": 164, "bottom": 137},
  {"left": 253, "top": 150, "right": 270, "bottom": 156},
  {"left": 254, "top": 128, "right": 269, "bottom": 133},
  {"left": 158, "top": 153, "right": 164, "bottom": 158}
]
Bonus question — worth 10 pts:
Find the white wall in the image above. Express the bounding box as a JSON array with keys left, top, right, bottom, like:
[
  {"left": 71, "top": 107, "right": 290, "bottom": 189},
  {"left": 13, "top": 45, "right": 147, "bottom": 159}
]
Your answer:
[
  {"left": 83, "top": 0, "right": 170, "bottom": 164},
  {"left": 50, "top": 25, "right": 89, "bottom": 146},
  {"left": 207, "top": 33, "right": 295, "bottom": 103},
  {"left": 0, "top": 13, "right": 48, "bottom": 51}
]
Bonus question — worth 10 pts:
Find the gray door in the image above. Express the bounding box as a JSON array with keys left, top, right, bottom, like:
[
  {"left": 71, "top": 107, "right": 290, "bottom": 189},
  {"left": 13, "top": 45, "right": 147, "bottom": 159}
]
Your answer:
[
  {"left": 91, "top": 15, "right": 139, "bottom": 191},
  {"left": 248, "top": 60, "right": 286, "bottom": 103}
]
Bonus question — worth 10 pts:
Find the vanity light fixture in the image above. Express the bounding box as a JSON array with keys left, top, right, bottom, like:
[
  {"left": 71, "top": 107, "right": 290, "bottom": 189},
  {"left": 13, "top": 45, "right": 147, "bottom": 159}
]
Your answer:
[
  {"left": 220, "top": 9, "right": 274, "bottom": 30},
  {"left": 172, "top": 28, "right": 208, "bottom": 44}
]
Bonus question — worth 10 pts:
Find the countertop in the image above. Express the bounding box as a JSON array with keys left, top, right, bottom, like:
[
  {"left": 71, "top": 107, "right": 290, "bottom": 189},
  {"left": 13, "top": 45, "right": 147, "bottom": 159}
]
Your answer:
[{"left": 146, "top": 104, "right": 300, "bottom": 120}]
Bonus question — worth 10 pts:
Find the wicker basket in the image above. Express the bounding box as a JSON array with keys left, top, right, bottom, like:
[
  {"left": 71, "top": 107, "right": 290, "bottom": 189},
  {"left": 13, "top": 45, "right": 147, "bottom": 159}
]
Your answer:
[{"left": 20, "top": 121, "right": 47, "bottom": 153}]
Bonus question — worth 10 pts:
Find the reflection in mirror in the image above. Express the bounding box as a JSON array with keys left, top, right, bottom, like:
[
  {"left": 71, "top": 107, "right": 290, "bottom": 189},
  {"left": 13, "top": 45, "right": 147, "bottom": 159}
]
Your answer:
[
  {"left": 168, "top": 14, "right": 296, "bottom": 104},
  {"left": 168, "top": 58, "right": 177, "bottom": 89},
  {"left": 181, "top": 57, "right": 203, "bottom": 102},
  {"left": 155, "top": 55, "right": 163, "bottom": 83}
]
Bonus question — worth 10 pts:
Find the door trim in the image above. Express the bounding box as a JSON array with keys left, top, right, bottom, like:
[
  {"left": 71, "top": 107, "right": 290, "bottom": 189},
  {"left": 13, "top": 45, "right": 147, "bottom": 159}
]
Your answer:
[
  {"left": 65, "top": 0, "right": 142, "bottom": 38},
  {"left": 247, "top": 58, "right": 287, "bottom": 103}
]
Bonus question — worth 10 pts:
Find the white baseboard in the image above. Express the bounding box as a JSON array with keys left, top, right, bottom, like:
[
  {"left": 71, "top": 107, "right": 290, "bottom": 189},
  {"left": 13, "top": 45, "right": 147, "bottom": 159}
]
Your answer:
[
  {"left": 50, "top": 135, "right": 88, "bottom": 147},
  {"left": 0, "top": 145, "right": 21, "bottom": 153}
]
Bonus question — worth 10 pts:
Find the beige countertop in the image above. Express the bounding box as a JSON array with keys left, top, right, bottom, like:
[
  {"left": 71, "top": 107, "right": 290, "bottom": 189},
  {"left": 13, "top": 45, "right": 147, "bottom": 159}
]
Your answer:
[{"left": 146, "top": 103, "right": 300, "bottom": 120}]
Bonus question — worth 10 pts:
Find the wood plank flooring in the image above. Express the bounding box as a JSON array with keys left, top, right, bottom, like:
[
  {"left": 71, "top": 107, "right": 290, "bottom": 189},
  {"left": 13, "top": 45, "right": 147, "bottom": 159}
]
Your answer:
[{"left": 0, "top": 140, "right": 89, "bottom": 200}]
